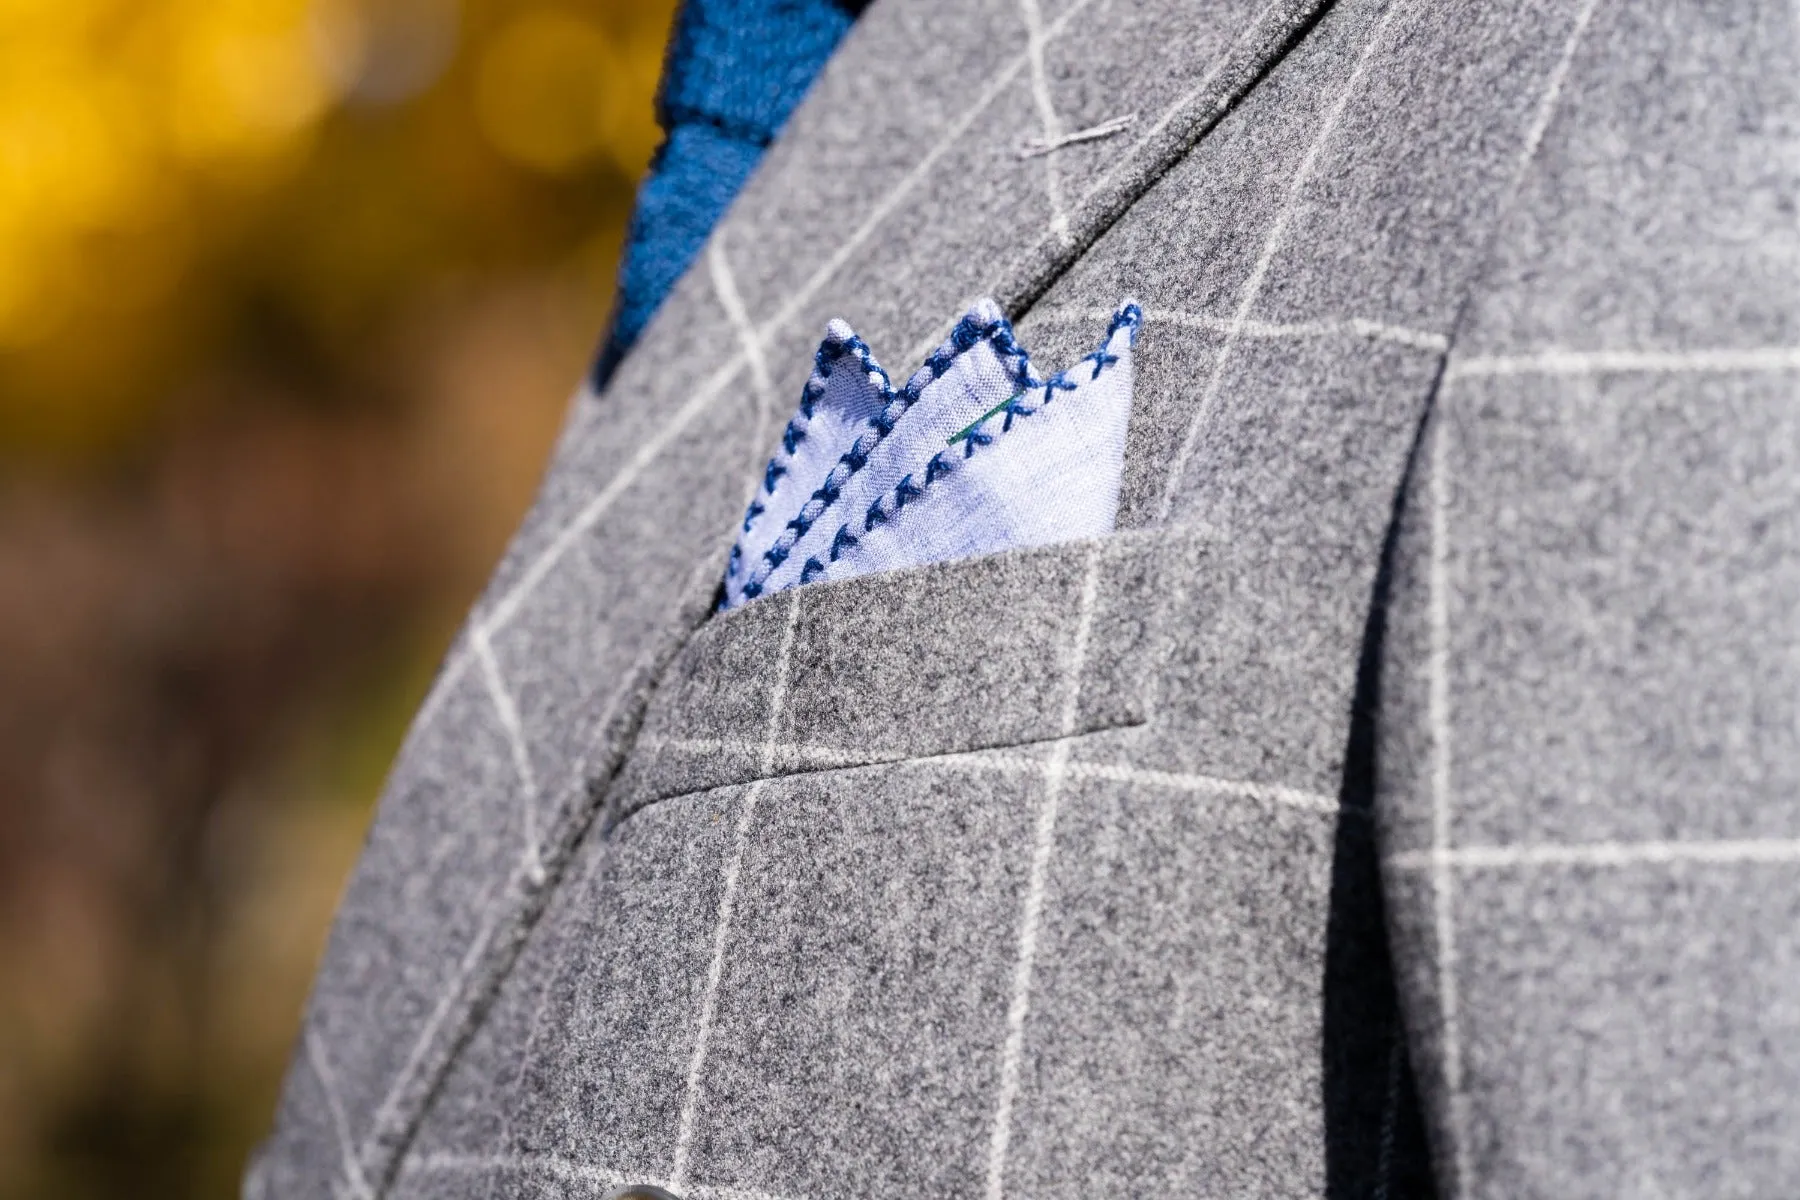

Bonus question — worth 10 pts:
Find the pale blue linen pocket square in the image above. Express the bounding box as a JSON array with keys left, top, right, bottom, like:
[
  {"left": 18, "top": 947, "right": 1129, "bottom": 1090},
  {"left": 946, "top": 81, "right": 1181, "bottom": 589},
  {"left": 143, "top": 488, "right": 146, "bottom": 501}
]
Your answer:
[{"left": 722, "top": 300, "right": 1140, "bottom": 610}]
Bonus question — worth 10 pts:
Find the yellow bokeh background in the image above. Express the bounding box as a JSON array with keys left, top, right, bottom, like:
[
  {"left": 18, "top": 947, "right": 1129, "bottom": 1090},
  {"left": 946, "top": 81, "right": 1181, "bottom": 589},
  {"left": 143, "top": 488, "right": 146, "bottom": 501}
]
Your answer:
[{"left": 0, "top": 1, "right": 675, "bottom": 1194}]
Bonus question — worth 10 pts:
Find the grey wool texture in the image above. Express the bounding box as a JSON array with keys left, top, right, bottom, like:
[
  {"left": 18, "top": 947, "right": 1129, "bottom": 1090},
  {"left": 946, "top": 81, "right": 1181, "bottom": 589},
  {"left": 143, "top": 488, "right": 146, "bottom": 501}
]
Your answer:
[{"left": 250, "top": 0, "right": 1800, "bottom": 1197}]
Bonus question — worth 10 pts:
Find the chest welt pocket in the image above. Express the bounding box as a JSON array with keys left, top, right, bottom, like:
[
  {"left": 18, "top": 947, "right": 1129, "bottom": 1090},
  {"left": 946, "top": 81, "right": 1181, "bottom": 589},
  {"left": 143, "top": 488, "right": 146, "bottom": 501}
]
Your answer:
[{"left": 611, "top": 530, "right": 1168, "bottom": 815}]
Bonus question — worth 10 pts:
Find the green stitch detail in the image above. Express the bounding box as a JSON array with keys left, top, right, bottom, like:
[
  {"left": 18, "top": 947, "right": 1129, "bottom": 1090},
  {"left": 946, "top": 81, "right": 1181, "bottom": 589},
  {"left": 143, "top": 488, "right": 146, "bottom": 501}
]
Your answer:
[{"left": 948, "top": 392, "right": 1024, "bottom": 445}]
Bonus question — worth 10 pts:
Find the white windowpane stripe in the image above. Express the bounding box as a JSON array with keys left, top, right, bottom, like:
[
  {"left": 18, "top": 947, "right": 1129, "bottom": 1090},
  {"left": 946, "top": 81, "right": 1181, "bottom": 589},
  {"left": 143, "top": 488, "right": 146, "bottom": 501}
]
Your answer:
[
  {"left": 402, "top": 1154, "right": 799, "bottom": 1200},
  {"left": 1048, "top": 756, "right": 1345, "bottom": 815},
  {"left": 708, "top": 237, "right": 779, "bottom": 444},
  {"left": 1029, "top": 305, "right": 1449, "bottom": 351},
  {"left": 472, "top": 625, "right": 545, "bottom": 885},
  {"left": 982, "top": 546, "right": 1102, "bottom": 1200},
  {"left": 639, "top": 735, "right": 869, "bottom": 769},
  {"left": 1389, "top": 838, "right": 1800, "bottom": 872},
  {"left": 1446, "top": 346, "right": 1800, "bottom": 379},
  {"left": 306, "top": 1031, "right": 376, "bottom": 1200},
  {"left": 669, "top": 592, "right": 803, "bottom": 1192}
]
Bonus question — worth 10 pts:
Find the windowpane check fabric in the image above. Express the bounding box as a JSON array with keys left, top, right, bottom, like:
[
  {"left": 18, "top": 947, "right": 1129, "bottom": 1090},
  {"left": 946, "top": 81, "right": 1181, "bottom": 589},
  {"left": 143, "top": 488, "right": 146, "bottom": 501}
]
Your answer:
[{"left": 252, "top": 0, "right": 1800, "bottom": 1197}]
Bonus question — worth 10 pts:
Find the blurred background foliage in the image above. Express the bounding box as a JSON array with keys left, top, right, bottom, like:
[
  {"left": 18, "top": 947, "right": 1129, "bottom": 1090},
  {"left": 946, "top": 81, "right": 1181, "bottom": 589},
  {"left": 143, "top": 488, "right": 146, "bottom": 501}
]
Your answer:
[{"left": 0, "top": 0, "right": 676, "bottom": 1194}]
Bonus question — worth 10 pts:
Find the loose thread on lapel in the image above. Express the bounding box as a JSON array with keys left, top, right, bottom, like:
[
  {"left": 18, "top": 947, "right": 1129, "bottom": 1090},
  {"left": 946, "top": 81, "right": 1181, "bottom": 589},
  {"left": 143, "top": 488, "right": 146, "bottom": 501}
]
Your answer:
[{"left": 1017, "top": 111, "right": 1138, "bottom": 158}]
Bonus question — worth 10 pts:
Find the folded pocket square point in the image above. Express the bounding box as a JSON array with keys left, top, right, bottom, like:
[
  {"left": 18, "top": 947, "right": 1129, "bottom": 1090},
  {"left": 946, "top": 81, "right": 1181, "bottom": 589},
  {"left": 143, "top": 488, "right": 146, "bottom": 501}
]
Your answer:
[{"left": 722, "top": 298, "right": 1141, "bottom": 611}]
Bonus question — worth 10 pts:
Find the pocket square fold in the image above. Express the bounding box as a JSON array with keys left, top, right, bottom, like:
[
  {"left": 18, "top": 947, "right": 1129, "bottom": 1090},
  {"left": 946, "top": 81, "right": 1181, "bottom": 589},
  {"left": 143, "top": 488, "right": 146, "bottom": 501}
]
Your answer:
[{"left": 722, "top": 299, "right": 1141, "bottom": 610}]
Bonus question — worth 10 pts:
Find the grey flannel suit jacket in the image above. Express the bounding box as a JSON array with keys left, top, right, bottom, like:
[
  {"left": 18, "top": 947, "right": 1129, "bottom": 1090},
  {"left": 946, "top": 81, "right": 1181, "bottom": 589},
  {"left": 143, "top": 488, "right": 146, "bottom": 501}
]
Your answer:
[{"left": 251, "top": 0, "right": 1800, "bottom": 1196}]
